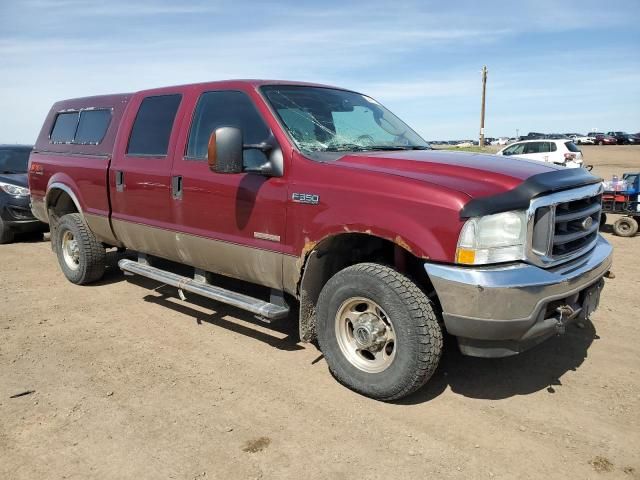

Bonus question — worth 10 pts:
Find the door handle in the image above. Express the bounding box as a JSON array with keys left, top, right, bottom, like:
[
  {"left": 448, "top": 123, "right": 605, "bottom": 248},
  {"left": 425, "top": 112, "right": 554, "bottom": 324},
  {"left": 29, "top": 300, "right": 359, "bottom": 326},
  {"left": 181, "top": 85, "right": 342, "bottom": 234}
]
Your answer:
[
  {"left": 171, "top": 175, "right": 183, "bottom": 200},
  {"left": 115, "top": 171, "right": 125, "bottom": 192}
]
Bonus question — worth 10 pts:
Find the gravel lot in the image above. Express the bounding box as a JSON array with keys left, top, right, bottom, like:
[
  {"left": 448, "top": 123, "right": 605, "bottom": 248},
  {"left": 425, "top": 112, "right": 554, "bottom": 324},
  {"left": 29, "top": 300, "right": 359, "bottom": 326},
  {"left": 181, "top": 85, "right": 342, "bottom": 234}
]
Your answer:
[{"left": 1, "top": 145, "right": 639, "bottom": 479}]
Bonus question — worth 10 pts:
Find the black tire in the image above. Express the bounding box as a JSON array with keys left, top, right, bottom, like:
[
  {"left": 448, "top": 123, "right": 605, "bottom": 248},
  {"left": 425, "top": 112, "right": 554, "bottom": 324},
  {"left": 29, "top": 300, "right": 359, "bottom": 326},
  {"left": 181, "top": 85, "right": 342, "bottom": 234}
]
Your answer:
[
  {"left": 599, "top": 212, "right": 607, "bottom": 229},
  {"left": 612, "top": 217, "right": 638, "bottom": 237},
  {"left": 54, "top": 213, "right": 106, "bottom": 284},
  {"left": 317, "top": 263, "right": 443, "bottom": 401},
  {"left": 0, "top": 218, "right": 15, "bottom": 244}
]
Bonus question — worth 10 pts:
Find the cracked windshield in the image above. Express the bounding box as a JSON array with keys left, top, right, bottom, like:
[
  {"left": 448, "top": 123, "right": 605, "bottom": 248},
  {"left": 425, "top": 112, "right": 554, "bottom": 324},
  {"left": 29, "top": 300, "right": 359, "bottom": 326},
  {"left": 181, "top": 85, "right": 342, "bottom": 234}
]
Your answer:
[{"left": 262, "top": 86, "right": 430, "bottom": 154}]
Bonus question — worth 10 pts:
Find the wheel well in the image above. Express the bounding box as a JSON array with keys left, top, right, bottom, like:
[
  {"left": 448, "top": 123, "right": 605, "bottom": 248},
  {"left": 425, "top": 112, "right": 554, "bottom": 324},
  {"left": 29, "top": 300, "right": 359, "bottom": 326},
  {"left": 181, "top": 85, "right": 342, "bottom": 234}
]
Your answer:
[
  {"left": 297, "top": 233, "right": 437, "bottom": 342},
  {"left": 46, "top": 189, "right": 80, "bottom": 252},
  {"left": 47, "top": 189, "right": 79, "bottom": 220}
]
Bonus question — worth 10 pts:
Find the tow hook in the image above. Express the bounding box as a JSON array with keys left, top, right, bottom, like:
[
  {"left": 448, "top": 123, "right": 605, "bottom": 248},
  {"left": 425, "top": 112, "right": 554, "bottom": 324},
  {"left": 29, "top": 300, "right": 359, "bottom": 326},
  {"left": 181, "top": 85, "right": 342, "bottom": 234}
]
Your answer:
[
  {"left": 604, "top": 270, "right": 615, "bottom": 279},
  {"left": 555, "top": 305, "right": 576, "bottom": 334}
]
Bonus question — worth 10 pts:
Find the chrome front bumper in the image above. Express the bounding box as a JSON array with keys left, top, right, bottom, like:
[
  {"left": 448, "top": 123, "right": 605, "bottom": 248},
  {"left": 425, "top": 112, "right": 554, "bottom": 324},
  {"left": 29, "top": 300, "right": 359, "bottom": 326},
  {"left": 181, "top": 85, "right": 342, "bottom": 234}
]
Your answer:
[{"left": 425, "top": 235, "right": 613, "bottom": 357}]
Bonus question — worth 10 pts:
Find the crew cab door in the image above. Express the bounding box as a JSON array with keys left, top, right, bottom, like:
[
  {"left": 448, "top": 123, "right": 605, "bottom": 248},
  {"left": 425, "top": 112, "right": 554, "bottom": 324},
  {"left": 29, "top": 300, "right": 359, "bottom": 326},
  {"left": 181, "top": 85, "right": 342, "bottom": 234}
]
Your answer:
[
  {"left": 109, "top": 92, "right": 186, "bottom": 252},
  {"left": 169, "top": 89, "right": 289, "bottom": 290}
]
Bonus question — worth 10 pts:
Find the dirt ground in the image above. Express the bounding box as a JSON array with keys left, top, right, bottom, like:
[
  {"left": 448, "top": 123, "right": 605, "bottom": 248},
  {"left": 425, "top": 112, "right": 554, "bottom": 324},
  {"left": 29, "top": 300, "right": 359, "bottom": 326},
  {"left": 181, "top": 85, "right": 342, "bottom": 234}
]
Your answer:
[{"left": 1, "top": 145, "right": 639, "bottom": 479}]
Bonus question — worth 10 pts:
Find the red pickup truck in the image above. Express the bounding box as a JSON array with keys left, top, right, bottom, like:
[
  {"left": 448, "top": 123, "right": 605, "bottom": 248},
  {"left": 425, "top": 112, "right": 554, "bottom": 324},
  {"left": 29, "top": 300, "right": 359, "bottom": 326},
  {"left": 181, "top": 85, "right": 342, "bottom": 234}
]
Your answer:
[{"left": 29, "top": 80, "right": 613, "bottom": 400}]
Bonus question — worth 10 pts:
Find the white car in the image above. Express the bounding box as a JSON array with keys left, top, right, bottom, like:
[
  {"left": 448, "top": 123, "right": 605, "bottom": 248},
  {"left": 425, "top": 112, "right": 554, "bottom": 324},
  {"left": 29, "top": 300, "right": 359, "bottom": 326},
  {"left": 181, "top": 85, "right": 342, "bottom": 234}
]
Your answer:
[
  {"left": 573, "top": 134, "right": 596, "bottom": 145},
  {"left": 496, "top": 139, "right": 584, "bottom": 168},
  {"left": 490, "top": 137, "right": 510, "bottom": 146}
]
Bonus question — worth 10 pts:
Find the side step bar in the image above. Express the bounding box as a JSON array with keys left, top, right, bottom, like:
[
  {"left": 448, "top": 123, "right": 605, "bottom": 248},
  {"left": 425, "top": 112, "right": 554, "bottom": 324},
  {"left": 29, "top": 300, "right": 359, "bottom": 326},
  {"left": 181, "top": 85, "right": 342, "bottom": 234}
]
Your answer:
[{"left": 118, "top": 259, "right": 289, "bottom": 321}]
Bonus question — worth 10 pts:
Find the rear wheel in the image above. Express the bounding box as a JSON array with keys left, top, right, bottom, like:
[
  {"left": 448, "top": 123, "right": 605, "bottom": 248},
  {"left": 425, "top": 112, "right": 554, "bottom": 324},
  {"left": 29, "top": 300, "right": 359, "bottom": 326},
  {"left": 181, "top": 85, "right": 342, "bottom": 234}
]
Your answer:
[
  {"left": 0, "top": 218, "right": 15, "bottom": 244},
  {"left": 598, "top": 140, "right": 604, "bottom": 146},
  {"left": 612, "top": 217, "right": 638, "bottom": 237},
  {"left": 317, "top": 263, "right": 443, "bottom": 401},
  {"left": 54, "top": 213, "right": 106, "bottom": 284}
]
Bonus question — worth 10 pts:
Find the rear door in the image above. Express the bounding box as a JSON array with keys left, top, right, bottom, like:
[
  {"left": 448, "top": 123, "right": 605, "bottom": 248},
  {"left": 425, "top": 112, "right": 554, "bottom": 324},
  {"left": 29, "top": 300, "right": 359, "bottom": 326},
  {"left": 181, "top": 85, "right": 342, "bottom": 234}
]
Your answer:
[
  {"left": 168, "top": 88, "right": 288, "bottom": 289},
  {"left": 109, "top": 92, "right": 186, "bottom": 255},
  {"left": 522, "top": 141, "right": 550, "bottom": 162}
]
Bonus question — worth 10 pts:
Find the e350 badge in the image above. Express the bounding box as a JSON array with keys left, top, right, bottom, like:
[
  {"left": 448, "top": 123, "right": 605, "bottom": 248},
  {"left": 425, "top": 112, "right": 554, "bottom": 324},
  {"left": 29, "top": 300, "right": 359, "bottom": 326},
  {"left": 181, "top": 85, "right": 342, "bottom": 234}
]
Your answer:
[{"left": 292, "top": 192, "right": 320, "bottom": 205}]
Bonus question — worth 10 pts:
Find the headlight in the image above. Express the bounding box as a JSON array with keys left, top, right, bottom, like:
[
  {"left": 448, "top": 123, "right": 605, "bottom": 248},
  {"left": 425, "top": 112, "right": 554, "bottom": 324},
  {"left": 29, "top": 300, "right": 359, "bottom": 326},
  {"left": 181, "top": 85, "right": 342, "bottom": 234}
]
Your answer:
[
  {"left": 0, "top": 181, "right": 30, "bottom": 197},
  {"left": 456, "top": 210, "right": 527, "bottom": 265}
]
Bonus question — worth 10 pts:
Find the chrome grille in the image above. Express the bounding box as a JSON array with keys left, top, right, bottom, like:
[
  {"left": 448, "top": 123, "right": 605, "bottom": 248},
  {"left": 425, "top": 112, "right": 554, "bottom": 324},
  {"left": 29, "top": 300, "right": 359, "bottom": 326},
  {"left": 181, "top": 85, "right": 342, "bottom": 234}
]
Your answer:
[
  {"left": 527, "top": 183, "right": 603, "bottom": 267},
  {"left": 552, "top": 195, "right": 601, "bottom": 257}
]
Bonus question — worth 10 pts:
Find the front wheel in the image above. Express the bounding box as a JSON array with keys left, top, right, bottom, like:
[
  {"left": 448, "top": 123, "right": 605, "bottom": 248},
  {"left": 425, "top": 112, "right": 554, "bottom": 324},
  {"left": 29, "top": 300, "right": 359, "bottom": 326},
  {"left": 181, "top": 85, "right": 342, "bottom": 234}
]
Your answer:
[
  {"left": 54, "top": 213, "right": 106, "bottom": 284},
  {"left": 317, "top": 263, "right": 443, "bottom": 401}
]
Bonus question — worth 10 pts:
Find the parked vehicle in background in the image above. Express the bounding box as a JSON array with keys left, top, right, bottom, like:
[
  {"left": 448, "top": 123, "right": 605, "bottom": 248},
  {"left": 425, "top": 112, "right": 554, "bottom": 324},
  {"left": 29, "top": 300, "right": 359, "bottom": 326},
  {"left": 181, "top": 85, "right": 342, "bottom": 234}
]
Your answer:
[
  {"left": 594, "top": 133, "right": 617, "bottom": 145},
  {"left": 574, "top": 133, "right": 596, "bottom": 145},
  {"left": 490, "top": 137, "right": 510, "bottom": 146},
  {"left": 496, "top": 139, "right": 584, "bottom": 168},
  {"left": 519, "top": 132, "right": 545, "bottom": 141},
  {"left": 0, "top": 145, "right": 48, "bottom": 243},
  {"left": 564, "top": 133, "right": 582, "bottom": 140},
  {"left": 606, "top": 132, "right": 631, "bottom": 145},
  {"left": 601, "top": 172, "right": 639, "bottom": 237},
  {"left": 28, "top": 79, "right": 612, "bottom": 400},
  {"left": 628, "top": 133, "right": 640, "bottom": 145}
]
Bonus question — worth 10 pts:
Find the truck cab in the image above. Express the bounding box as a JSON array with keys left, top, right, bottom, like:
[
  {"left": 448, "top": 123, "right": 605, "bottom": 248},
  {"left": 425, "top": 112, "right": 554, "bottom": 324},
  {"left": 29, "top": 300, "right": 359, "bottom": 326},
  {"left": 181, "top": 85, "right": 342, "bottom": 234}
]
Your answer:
[{"left": 29, "top": 80, "right": 613, "bottom": 400}]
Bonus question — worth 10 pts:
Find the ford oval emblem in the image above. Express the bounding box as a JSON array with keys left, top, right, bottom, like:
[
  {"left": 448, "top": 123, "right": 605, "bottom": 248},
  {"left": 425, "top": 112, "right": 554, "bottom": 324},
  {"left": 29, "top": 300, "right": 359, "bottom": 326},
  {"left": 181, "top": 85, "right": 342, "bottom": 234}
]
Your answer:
[{"left": 581, "top": 216, "right": 593, "bottom": 230}]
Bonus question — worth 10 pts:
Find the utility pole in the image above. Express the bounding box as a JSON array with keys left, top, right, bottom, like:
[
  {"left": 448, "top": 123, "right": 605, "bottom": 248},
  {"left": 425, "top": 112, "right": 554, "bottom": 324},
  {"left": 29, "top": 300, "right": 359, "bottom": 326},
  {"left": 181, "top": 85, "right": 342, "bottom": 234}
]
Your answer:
[{"left": 479, "top": 65, "right": 488, "bottom": 147}]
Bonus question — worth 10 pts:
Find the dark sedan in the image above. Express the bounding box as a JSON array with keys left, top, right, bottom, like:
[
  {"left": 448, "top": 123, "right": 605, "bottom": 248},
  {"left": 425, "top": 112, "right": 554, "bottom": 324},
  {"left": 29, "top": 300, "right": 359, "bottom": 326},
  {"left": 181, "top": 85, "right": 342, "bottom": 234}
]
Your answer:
[
  {"left": 606, "top": 131, "right": 631, "bottom": 145},
  {"left": 0, "top": 145, "right": 48, "bottom": 243},
  {"left": 629, "top": 134, "right": 640, "bottom": 145}
]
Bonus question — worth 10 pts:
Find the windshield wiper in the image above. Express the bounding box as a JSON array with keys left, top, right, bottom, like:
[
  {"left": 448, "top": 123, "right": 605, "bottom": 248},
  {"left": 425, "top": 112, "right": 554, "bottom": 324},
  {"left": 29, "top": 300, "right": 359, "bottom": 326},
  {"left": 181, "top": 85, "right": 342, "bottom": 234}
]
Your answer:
[
  {"left": 323, "top": 144, "right": 431, "bottom": 152},
  {"left": 323, "top": 144, "right": 370, "bottom": 152},
  {"left": 1, "top": 170, "right": 19, "bottom": 174}
]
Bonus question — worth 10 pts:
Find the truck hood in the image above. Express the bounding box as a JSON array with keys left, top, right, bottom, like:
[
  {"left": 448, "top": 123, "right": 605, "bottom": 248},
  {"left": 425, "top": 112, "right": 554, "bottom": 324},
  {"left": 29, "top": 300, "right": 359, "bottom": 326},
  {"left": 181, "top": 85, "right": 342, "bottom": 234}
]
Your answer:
[
  {"left": 331, "top": 149, "right": 561, "bottom": 199},
  {"left": 0, "top": 173, "right": 28, "bottom": 188}
]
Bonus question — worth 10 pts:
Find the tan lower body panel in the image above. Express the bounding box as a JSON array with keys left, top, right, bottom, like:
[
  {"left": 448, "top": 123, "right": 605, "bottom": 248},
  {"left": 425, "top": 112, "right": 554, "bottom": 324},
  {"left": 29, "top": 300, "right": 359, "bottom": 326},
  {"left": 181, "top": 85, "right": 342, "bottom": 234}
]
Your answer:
[
  {"left": 111, "top": 218, "right": 299, "bottom": 294},
  {"left": 85, "top": 213, "right": 120, "bottom": 246}
]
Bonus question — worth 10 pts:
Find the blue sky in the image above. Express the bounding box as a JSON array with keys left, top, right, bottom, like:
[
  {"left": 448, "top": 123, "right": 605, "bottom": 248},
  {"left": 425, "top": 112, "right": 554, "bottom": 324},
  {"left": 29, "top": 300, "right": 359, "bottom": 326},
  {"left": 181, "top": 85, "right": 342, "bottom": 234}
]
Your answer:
[{"left": 1, "top": 0, "right": 639, "bottom": 143}]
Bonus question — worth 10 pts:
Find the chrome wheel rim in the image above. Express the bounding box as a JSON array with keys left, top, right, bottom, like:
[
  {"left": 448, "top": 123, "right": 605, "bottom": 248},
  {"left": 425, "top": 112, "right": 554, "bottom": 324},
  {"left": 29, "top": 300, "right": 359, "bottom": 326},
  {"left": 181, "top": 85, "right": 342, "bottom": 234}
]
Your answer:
[
  {"left": 61, "top": 230, "right": 80, "bottom": 270},
  {"left": 335, "top": 297, "right": 396, "bottom": 373}
]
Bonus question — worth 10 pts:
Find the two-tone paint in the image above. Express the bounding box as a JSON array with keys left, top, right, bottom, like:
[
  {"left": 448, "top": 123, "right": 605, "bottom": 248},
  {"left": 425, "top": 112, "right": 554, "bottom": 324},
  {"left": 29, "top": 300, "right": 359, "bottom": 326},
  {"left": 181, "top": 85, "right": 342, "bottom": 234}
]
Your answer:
[{"left": 28, "top": 80, "right": 590, "bottom": 340}]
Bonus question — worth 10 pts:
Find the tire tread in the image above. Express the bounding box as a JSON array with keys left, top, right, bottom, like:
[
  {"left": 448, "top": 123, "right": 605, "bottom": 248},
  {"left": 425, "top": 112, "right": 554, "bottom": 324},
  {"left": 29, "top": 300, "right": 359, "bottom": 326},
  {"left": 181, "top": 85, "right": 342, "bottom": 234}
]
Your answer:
[
  {"left": 318, "top": 262, "right": 443, "bottom": 401},
  {"left": 55, "top": 213, "right": 106, "bottom": 284}
]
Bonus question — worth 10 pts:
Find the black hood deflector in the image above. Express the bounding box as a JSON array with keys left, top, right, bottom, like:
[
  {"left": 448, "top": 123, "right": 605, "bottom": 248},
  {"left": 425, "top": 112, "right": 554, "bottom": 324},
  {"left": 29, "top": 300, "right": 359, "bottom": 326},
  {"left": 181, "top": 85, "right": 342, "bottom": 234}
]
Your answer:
[{"left": 460, "top": 168, "right": 601, "bottom": 218}]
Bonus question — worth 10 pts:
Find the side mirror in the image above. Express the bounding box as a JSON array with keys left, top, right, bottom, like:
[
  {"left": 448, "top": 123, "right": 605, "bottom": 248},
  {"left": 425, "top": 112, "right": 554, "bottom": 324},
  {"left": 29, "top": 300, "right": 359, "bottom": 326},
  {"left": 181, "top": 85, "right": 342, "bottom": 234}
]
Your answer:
[
  {"left": 208, "top": 127, "right": 243, "bottom": 174},
  {"left": 207, "top": 127, "right": 284, "bottom": 177}
]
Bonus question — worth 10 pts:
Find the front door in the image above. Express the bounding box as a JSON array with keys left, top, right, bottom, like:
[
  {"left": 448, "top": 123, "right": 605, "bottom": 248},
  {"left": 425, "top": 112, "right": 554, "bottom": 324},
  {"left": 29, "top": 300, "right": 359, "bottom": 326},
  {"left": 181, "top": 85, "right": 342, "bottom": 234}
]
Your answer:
[{"left": 169, "top": 89, "right": 288, "bottom": 290}]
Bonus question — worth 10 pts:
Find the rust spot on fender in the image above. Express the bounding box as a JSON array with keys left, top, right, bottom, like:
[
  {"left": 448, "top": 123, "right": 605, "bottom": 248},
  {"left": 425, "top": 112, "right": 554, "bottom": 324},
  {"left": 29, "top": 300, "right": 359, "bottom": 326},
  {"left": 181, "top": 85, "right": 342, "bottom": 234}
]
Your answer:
[
  {"left": 297, "top": 238, "right": 318, "bottom": 272},
  {"left": 394, "top": 235, "right": 413, "bottom": 253},
  {"left": 393, "top": 235, "right": 430, "bottom": 259}
]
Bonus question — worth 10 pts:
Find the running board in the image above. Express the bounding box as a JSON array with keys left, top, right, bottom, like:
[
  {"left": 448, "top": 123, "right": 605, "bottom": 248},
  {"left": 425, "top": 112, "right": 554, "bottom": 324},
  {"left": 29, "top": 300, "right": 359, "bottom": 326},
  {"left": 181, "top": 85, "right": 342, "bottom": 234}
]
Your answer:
[{"left": 118, "top": 259, "right": 289, "bottom": 321}]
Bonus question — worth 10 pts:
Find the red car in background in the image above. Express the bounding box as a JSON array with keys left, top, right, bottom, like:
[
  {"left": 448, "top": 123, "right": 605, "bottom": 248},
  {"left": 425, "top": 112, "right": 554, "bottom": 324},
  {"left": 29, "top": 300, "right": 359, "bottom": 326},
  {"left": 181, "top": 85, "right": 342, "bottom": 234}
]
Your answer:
[{"left": 594, "top": 133, "right": 617, "bottom": 145}]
